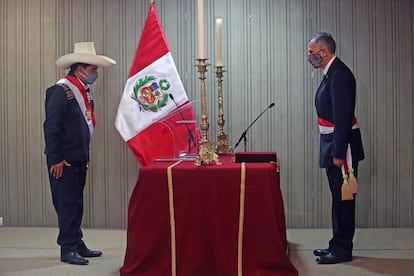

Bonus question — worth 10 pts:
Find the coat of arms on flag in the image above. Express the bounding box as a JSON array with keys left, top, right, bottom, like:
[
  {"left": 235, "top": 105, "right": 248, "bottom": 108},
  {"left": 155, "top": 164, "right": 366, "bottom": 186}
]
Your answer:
[
  {"left": 131, "top": 75, "right": 170, "bottom": 112},
  {"left": 115, "top": 3, "right": 200, "bottom": 167}
]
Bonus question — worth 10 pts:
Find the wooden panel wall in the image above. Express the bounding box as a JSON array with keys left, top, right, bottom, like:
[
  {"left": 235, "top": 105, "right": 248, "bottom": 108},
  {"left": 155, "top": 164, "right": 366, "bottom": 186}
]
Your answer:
[{"left": 0, "top": 0, "right": 413, "bottom": 229}]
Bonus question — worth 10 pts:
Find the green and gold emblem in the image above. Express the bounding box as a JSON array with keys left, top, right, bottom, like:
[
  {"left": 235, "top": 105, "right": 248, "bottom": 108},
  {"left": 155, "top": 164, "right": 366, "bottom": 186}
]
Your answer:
[{"left": 130, "top": 75, "right": 170, "bottom": 112}]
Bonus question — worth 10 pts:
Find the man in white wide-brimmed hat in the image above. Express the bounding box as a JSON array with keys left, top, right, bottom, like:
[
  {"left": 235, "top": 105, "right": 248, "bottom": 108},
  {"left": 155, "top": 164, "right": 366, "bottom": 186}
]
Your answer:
[{"left": 43, "top": 42, "right": 116, "bottom": 265}]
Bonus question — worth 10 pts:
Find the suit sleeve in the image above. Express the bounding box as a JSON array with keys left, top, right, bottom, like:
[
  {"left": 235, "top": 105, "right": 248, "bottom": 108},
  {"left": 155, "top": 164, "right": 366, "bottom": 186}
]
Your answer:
[
  {"left": 330, "top": 70, "right": 356, "bottom": 159},
  {"left": 43, "top": 86, "right": 68, "bottom": 165}
]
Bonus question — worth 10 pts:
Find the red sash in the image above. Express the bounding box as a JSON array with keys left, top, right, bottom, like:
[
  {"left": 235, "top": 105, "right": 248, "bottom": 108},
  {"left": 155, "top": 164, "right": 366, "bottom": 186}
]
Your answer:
[
  {"left": 317, "top": 116, "right": 359, "bottom": 200},
  {"left": 318, "top": 116, "right": 357, "bottom": 134},
  {"left": 65, "top": 75, "right": 96, "bottom": 127}
]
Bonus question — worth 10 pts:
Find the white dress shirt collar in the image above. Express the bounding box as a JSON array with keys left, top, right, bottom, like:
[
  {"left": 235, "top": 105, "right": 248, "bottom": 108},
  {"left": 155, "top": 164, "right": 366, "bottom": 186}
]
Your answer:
[{"left": 323, "top": 56, "right": 336, "bottom": 76}]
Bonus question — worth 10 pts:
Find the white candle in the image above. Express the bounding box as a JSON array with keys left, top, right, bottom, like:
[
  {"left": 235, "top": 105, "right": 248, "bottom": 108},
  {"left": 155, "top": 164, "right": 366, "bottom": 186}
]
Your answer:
[
  {"left": 197, "top": 0, "right": 205, "bottom": 59},
  {"left": 216, "top": 18, "right": 223, "bottom": 66}
]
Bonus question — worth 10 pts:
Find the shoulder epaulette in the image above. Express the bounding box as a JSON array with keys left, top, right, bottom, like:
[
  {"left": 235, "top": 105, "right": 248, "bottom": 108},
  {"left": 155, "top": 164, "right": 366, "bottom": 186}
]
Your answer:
[{"left": 57, "top": 83, "right": 75, "bottom": 100}]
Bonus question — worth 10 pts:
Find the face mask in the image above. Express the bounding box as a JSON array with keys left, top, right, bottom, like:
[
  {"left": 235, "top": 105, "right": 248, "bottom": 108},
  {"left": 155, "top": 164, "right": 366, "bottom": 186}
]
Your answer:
[
  {"left": 83, "top": 70, "right": 98, "bottom": 84},
  {"left": 307, "top": 51, "right": 323, "bottom": 68},
  {"left": 80, "top": 67, "right": 98, "bottom": 84}
]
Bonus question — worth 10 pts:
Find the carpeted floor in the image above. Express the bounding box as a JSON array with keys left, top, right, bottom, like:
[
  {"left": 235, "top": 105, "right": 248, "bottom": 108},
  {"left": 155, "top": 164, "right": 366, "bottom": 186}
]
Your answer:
[{"left": 0, "top": 227, "right": 413, "bottom": 275}]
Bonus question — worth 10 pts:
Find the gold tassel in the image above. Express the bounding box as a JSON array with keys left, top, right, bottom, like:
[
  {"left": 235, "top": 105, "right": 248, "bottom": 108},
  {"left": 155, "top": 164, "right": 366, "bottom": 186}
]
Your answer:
[
  {"left": 348, "top": 168, "right": 358, "bottom": 194},
  {"left": 341, "top": 174, "right": 353, "bottom": 201}
]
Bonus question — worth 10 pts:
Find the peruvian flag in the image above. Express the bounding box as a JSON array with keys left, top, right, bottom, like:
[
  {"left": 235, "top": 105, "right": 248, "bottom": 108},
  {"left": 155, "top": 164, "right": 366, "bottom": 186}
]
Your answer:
[{"left": 115, "top": 3, "right": 199, "bottom": 166}]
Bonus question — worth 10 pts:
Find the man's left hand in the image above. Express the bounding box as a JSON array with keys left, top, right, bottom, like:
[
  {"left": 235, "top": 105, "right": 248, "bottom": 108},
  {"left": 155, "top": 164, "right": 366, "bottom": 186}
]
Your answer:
[{"left": 333, "top": 157, "right": 345, "bottom": 167}]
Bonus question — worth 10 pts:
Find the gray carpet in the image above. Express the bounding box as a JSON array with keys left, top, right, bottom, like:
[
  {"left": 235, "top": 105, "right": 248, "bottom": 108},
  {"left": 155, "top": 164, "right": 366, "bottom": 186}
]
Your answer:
[{"left": 1, "top": 227, "right": 413, "bottom": 275}]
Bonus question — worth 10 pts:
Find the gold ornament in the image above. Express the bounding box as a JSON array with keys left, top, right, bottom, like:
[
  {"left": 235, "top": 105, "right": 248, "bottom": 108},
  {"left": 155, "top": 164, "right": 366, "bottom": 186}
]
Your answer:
[{"left": 341, "top": 174, "right": 353, "bottom": 201}]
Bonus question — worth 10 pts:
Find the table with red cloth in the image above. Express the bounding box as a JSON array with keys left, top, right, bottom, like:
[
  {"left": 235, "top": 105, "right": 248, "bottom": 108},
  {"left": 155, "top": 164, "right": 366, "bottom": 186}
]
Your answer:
[{"left": 120, "top": 155, "right": 297, "bottom": 276}]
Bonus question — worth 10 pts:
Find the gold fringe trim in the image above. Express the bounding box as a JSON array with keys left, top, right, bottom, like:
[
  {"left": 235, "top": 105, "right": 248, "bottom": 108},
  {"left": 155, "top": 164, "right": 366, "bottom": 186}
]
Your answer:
[
  {"left": 341, "top": 174, "right": 353, "bottom": 201},
  {"left": 167, "top": 160, "right": 183, "bottom": 276},
  {"left": 238, "top": 163, "right": 246, "bottom": 276},
  {"left": 348, "top": 168, "right": 358, "bottom": 194}
]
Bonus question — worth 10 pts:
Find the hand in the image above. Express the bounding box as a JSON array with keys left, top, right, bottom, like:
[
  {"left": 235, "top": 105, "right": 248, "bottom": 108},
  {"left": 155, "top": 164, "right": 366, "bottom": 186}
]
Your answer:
[
  {"left": 50, "top": 160, "right": 71, "bottom": 179},
  {"left": 333, "top": 157, "right": 345, "bottom": 167}
]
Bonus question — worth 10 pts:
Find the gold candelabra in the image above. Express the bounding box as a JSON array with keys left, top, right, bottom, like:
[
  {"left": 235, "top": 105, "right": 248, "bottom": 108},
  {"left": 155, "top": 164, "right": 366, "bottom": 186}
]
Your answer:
[
  {"left": 214, "top": 66, "right": 232, "bottom": 154},
  {"left": 194, "top": 59, "right": 221, "bottom": 166}
]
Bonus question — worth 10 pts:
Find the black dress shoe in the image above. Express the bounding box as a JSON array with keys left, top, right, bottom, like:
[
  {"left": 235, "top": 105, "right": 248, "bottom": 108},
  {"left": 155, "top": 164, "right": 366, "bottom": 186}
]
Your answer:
[
  {"left": 78, "top": 246, "right": 102, "bottom": 258},
  {"left": 313, "top": 248, "right": 331, "bottom": 256},
  {"left": 316, "top": 252, "right": 352, "bottom": 264},
  {"left": 77, "top": 241, "right": 102, "bottom": 258},
  {"left": 61, "top": 251, "right": 89, "bottom": 265}
]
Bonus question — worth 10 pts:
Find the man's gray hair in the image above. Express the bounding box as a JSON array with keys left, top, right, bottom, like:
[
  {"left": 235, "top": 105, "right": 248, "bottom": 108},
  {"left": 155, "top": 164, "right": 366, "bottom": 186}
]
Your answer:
[{"left": 309, "top": 32, "right": 336, "bottom": 54}]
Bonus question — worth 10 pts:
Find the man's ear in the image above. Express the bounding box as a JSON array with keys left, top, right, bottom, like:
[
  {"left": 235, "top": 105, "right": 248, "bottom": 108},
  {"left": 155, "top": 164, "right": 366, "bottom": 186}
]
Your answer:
[{"left": 320, "top": 48, "right": 328, "bottom": 58}]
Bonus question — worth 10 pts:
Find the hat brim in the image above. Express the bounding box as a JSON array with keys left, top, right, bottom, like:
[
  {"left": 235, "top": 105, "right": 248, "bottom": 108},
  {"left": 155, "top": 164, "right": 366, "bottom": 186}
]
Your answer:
[{"left": 56, "top": 53, "right": 116, "bottom": 69}]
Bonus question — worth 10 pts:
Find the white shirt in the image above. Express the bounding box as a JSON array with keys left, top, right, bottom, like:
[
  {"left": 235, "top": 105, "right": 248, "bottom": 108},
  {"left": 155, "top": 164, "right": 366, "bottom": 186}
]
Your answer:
[{"left": 323, "top": 56, "right": 336, "bottom": 76}]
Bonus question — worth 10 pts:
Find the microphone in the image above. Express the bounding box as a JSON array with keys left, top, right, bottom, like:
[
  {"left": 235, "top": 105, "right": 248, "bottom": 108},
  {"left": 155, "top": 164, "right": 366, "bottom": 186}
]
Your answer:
[
  {"left": 169, "top": 94, "right": 198, "bottom": 152},
  {"left": 234, "top": 102, "right": 275, "bottom": 151}
]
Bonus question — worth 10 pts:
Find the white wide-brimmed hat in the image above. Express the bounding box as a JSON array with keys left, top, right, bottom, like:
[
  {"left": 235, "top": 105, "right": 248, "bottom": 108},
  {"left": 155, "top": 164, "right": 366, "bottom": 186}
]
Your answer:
[{"left": 56, "top": 42, "right": 116, "bottom": 69}]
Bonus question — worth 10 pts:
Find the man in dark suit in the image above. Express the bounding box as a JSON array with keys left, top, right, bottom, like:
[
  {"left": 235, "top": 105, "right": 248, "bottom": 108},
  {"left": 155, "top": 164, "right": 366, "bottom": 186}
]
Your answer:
[
  {"left": 44, "top": 42, "right": 116, "bottom": 265},
  {"left": 307, "top": 32, "right": 365, "bottom": 264}
]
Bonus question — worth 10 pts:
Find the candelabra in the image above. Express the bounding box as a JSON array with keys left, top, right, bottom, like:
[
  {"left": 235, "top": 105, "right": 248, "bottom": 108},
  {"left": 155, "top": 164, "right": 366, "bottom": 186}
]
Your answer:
[
  {"left": 194, "top": 59, "right": 221, "bottom": 166},
  {"left": 214, "top": 66, "right": 232, "bottom": 154}
]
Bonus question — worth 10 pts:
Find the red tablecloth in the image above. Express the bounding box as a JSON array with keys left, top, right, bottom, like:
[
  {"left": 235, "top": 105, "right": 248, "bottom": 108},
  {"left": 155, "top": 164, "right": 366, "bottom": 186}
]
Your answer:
[{"left": 120, "top": 155, "right": 297, "bottom": 276}]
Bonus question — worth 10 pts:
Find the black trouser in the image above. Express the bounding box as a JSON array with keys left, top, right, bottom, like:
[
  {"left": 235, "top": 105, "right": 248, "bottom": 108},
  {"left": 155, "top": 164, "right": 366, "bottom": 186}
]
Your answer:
[
  {"left": 326, "top": 162, "right": 358, "bottom": 256},
  {"left": 48, "top": 161, "right": 87, "bottom": 255}
]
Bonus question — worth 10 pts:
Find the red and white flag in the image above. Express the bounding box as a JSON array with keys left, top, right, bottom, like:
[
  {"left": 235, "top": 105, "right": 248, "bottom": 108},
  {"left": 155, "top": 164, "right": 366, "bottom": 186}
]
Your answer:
[{"left": 115, "top": 3, "right": 198, "bottom": 166}]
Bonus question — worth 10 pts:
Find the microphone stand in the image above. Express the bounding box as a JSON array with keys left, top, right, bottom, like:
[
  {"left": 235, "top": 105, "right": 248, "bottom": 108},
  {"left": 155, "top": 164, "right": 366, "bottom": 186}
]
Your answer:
[
  {"left": 234, "top": 102, "right": 275, "bottom": 151},
  {"left": 169, "top": 94, "right": 197, "bottom": 154}
]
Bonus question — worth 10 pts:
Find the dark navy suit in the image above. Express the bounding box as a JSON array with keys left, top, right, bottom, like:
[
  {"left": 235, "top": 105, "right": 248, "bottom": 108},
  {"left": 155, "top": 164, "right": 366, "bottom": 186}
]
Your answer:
[
  {"left": 43, "top": 77, "right": 93, "bottom": 255},
  {"left": 315, "top": 57, "right": 364, "bottom": 256}
]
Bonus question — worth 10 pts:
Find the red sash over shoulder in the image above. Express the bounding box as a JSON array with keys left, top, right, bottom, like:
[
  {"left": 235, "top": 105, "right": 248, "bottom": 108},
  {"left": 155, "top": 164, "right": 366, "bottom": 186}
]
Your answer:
[{"left": 57, "top": 76, "right": 95, "bottom": 137}]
